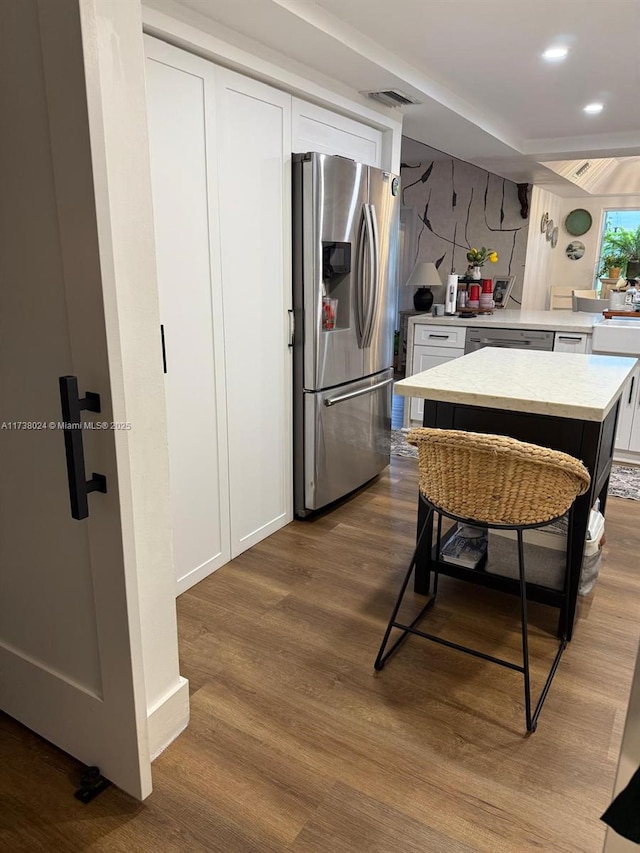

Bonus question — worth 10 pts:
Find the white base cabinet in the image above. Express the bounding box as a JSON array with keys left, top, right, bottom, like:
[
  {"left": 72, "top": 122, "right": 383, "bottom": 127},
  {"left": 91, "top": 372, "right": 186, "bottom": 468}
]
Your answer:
[
  {"left": 406, "top": 324, "right": 466, "bottom": 425},
  {"left": 146, "top": 37, "right": 293, "bottom": 593},
  {"left": 553, "top": 332, "right": 588, "bottom": 353},
  {"left": 409, "top": 347, "right": 462, "bottom": 422},
  {"left": 614, "top": 364, "right": 640, "bottom": 460}
]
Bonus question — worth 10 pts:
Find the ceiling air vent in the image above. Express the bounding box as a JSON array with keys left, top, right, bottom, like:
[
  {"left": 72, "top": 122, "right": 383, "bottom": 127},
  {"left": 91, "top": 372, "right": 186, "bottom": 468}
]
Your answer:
[
  {"left": 363, "top": 89, "right": 421, "bottom": 108},
  {"left": 574, "top": 161, "right": 591, "bottom": 178}
]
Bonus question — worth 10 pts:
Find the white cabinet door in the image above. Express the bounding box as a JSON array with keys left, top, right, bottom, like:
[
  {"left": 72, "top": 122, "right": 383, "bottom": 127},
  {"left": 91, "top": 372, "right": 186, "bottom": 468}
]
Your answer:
[
  {"left": 553, "top": 332, "right": 588, "bottom": 353},
  {"left": 146, "top": 40, "right": 293, "bottom": 582},
  {"left": 627, "top": 369, "right": 640, "bottom": 453},
  {"left": 146, "top": 42, "right": 231, "bottom": 594},
  {"left": 216, "top": 69, "right": 293, "bottom": 557},
  {"left": 409, "top": 348, "right": 462, "bottom": 422},
  {"left": 292, "top": 98, "right": 382, "bottom": 167},
  {"left": 614, "top": 366, "right": 640, "bottom": 452}
]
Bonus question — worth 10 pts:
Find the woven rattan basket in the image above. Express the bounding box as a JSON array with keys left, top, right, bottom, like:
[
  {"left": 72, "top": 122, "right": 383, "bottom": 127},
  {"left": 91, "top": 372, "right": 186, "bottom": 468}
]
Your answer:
[{"left": 407, "top": 428, "right": 591, "bottom": 526}]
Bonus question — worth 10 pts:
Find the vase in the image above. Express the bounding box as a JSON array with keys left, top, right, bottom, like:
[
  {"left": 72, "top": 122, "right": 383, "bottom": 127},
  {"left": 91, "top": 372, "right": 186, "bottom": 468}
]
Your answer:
[
  {"left": 472, "top": 266, "right": 482, "bottom": 280},
  {"left": 413, "top": 286, "right": 433, "bottom": 312}
]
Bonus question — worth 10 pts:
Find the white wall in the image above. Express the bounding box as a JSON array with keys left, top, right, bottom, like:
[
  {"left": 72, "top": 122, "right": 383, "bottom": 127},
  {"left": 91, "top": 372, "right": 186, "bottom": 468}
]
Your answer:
[
  {"left": 521, "top": 186, "right": 564, "bottom": 310},
  {"left": 399, "top": 137, "right": 529, "bottom": 307},
  {"left": 521, "top": 189, "right": 640, "bottom": 309},
  {"left": 550, "top": 195, "right": 640, "bottom": 292}
]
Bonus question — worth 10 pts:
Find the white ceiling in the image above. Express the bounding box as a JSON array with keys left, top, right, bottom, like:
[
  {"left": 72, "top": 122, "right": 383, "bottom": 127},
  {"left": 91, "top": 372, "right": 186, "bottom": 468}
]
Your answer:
[{"left": 145, "top": 0, "right": 640, "bottom": 194}]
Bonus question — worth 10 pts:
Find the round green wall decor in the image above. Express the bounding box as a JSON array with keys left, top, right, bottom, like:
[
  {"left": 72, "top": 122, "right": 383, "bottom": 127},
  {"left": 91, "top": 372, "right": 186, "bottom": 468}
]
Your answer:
[{"left": 564, "top": 209, "right": 592, "bottom": 236}]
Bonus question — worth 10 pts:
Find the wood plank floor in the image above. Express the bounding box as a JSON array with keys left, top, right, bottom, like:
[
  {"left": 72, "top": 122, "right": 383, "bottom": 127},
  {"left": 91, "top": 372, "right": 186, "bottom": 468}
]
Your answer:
[{"left": 1, "top": 457, "right": 639, "bottom": 852}]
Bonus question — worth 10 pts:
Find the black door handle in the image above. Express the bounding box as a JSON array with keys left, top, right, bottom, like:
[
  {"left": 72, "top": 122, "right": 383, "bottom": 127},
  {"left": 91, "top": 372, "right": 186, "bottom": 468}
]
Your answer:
[
  {"left": 160, "top": 324, "right": 168, "bottom": 373},
  {"left": 58, "top": 376, "right": 107, "bottom": 520}
]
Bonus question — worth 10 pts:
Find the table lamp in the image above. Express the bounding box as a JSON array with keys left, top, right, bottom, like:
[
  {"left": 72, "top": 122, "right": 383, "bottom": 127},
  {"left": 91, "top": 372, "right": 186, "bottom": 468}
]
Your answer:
[{"left": 406, "top": 262, "right": 442, "bottom": 311}]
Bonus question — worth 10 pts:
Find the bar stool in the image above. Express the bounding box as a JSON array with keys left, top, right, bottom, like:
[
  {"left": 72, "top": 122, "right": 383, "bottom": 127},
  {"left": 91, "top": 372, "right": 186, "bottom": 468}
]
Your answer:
[{"left": 374, "top": 428, "right": 591, "bottom": 732}]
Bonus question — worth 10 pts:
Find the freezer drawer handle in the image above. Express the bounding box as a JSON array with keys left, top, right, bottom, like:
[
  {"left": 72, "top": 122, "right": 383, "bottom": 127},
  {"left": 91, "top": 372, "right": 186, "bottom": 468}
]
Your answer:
[
  {"left": 324, "top": 376, "right": 394, "bottom": 407},
  {"left": 58, "top": 376, "right": 108, "bottom": 521},
  {"left": 557, "top": 335, "right": 581, "bottom": 342},
  {"left": 428, "top": 334, "right": 449, "bottom": 339}
]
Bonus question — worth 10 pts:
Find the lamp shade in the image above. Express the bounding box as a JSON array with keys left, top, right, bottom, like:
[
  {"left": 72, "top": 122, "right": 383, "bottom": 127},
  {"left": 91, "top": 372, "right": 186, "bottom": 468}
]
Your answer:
[
  {"left": 406, "top": 262, "right": 442, "bottom": 288},
  {"left": 406, "top": 262, "right": 442, "bottom": 311}
]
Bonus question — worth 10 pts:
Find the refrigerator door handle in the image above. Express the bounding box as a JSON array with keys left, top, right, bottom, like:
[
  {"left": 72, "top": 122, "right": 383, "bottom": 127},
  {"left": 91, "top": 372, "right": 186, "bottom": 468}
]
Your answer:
[
  {"left": 287, "top": 308, "right": 295, "bottom": 347},
  {"left": 355, "top": 206, "right": 368, "bottom": 347},
  {"left": 363, "top": 203, "right": 379, "bottom": 349},
  {"left": 323, "top": 375, "right": 394, "bottom": 407}
]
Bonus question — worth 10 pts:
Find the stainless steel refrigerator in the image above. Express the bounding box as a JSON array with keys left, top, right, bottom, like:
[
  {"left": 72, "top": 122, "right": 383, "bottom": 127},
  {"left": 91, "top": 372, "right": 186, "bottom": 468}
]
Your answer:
[{"left": 292, "top": 152, "right": 400, "bottom": 516}]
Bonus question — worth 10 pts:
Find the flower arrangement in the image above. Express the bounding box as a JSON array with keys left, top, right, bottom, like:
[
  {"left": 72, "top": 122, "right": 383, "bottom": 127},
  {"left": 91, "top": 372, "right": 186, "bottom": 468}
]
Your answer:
[{"left": 466, "top": 247, "right": 498, "bottom": 267}]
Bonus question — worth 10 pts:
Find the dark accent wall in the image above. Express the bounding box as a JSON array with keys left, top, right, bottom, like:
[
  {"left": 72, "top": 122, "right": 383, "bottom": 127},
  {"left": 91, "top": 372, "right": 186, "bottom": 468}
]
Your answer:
[{"left": 399, "top": 137, "right": 529, "bottom": 309}]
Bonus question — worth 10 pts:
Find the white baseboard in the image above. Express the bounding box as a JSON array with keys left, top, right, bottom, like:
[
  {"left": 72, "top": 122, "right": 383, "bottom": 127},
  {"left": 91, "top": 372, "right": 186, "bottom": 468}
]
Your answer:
[
  {"left": 147, "top": 676, "right": 189, "bottom": 760},
  {"left": 613, "top": 450, "right": 640, "bottom": 466}
]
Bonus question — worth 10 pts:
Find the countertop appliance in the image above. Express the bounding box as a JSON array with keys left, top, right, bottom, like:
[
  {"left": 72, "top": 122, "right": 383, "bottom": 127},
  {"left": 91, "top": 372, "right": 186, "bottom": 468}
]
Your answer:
[
  {"left": 465, "top": 327, "right": 554, "bottom": 354},
  {"left": 444, "top": 274, "right": 458, "bottom": 315},
  {"left": 292, "top": 152, "right": 399, "bottom": 516}
]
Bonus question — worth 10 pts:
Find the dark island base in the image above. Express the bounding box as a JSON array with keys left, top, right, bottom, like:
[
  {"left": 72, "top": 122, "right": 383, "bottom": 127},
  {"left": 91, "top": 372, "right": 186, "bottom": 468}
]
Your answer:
[{"left": 415, "top": 399, "right": 620, "bottom": 641}]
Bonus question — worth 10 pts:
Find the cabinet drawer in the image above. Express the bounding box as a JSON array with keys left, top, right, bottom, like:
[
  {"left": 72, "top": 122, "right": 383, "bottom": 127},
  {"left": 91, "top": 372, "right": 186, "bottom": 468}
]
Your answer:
[
  {"left": 413, "top": 324, "right": 467, "bottom": 349},
  {"left": 553, "top": 332, "right": 588, "bottom": 354}
]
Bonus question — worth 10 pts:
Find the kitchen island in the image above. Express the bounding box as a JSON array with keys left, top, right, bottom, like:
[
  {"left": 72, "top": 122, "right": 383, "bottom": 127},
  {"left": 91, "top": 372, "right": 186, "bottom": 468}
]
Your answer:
[
  {"left": 403, "top": 309, "right": 606, "bottom": 429},
  {"left": 394, "top": 348, "right": 638, "bottom": 640}
]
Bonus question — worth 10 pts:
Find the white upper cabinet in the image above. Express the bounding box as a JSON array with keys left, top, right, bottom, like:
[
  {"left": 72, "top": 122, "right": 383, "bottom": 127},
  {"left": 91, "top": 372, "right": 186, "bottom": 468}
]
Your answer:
[{"left": 292, "top": 98, "right": 383, "bottom": 166}]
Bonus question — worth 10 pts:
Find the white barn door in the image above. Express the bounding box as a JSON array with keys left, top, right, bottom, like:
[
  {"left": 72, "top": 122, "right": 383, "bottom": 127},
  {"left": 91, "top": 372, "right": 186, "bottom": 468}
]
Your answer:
[{"left": 0, "top": 0, "right": 167, "bottom": 800}]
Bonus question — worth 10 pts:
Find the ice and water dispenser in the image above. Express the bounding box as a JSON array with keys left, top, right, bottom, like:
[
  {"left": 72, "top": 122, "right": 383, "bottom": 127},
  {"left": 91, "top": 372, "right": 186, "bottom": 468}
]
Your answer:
[{"left": 322, "top": 241, "right": 351, "bottom": 330}]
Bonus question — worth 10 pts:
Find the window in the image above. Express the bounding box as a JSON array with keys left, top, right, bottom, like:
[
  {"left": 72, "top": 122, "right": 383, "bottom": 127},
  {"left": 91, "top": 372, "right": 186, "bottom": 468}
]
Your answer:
[
  {"left": 604, "top": 210, "right": 640, "bottom": 232},
  {"left": 598, "top": 209, "right": 640, "bottom": 282}
]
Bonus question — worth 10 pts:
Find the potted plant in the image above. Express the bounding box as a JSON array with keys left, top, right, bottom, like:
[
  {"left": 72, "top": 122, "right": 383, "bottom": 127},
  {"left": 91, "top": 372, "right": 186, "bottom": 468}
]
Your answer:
[
  {"left": 599, "top": 252, "right": 626, "bottom": 280},
  {"left": 466, "top": 247, "right": 498, "bottom": 279},
  {"left": 602, "top": 226, "right": 640, "bottom": 278}
]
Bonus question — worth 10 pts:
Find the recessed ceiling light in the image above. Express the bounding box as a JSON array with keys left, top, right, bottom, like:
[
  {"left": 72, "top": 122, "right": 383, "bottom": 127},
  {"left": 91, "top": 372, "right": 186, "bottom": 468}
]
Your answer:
[
  {"left": 584, "top": 103, "right": 604, "bottom": 114},
  {"left": 542, "top": 46, "right": 568, "bottom": 61}
]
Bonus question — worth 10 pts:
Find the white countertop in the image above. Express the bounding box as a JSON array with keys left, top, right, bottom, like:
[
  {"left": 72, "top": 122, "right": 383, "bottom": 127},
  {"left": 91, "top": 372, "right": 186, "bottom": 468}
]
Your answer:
[
  {"left": 409, "top": 309, "right": 604, "bottom": 334},
  {"left": 394, "top": 348, "right": 638, "bottom": 421}
]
